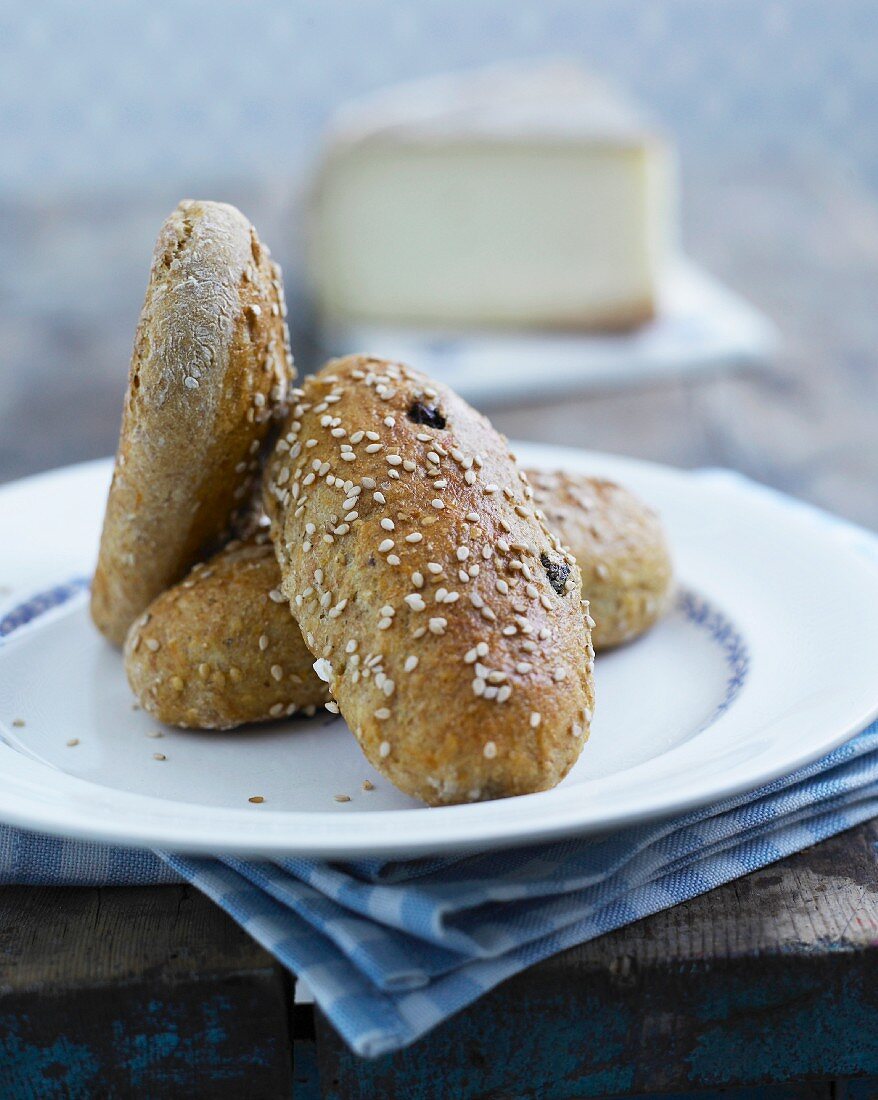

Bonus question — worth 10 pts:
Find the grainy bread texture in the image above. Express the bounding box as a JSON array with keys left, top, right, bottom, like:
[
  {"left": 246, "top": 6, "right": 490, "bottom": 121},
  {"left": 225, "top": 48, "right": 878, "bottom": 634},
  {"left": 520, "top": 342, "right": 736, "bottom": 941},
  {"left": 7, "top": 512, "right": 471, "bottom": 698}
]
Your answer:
[
  {"left": 124, "top": 533, "right": 328, "bottom": 729},
  {"left": 121, "top": 469, "right": 668, "bottom": 727},
  {"left": 91, "top": 200, "right": 295, "bottom": 646},
  {"left": 263, "top": 356, "right": 595, "bottom": 805},
  {"left": 529, "top": 469, "right": 673, "bottom": 649}
]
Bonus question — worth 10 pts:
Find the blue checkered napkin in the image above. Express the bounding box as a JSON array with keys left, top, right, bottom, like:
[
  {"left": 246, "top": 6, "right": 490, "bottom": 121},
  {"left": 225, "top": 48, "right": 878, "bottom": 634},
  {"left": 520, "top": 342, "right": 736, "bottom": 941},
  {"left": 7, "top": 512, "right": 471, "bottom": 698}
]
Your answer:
[{"left": 160, "top": 722, "right": 878, "bottom": 1056}]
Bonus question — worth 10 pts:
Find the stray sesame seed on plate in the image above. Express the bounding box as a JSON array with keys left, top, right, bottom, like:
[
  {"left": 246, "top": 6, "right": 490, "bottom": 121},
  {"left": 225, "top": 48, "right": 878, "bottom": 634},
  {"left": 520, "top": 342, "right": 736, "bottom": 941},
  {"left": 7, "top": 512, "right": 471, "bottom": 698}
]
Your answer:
[
  {"left": 362, "top": 780, "right": 375, "bottom": 791},
  {"left": 249, "top": 796, "right": 265, "bottom": 804},
  {"left": 66, "top": 738, "right": 80, "bottom": 747},
  {"left": 334, "top": 794, "right": 351, "bottom": 803},
  {"left": 153, "top": 753, "right": 167, "bottom": 762},
  {"left": 11, "top": 719, "right": 25, "bottom": 728}
]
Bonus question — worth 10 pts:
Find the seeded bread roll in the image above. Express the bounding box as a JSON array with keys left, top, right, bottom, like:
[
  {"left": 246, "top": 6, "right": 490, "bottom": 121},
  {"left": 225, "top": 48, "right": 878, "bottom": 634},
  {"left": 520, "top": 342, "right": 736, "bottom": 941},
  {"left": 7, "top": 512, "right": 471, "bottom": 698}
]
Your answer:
[
  {"left": 528, "top": 469, "right": 673, "bottom": 649},
  {"left": 91, "top": 199, "right": 295, "bottom": 646},
  {"left": 263, "top": 355, "right": 595, "bottom": 805},
  {"left": 124, "top": 533, "right": 328, "bottom": 729}
]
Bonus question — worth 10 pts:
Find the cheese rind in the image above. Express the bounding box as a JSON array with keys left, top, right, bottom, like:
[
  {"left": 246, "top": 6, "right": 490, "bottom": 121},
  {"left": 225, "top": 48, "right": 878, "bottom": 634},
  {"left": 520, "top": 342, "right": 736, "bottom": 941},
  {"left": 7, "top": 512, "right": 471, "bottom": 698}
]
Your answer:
[{"left": 309, "top": 64, "right": 675, "bottom": 331}]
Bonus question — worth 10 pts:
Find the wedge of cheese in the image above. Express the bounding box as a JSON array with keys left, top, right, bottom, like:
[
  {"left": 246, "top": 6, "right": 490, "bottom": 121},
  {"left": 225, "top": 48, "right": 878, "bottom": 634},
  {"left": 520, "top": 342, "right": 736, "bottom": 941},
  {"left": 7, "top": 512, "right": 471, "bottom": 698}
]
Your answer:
[{"left": 308, "top": 63, "right": 675, "bottom": 331}]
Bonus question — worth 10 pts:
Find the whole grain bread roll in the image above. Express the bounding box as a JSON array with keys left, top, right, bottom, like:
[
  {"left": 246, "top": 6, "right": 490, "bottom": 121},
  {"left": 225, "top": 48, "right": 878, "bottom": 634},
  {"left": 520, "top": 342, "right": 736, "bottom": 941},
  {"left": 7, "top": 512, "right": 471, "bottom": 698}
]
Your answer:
[
  {"left": 121, "top": 471, "right": 669, "bottom": 729},
  {"left": 124, "top": 533, "right": 328, "bottom": 729},
  {"left": 529, "top": 469, "right": 673, "bottom": 649},
  {"left": 263, "top": 355, "right": 595, "bottom": 805},
  {"left": 91, "top": 200, "right": 295, "bottom": 646}
]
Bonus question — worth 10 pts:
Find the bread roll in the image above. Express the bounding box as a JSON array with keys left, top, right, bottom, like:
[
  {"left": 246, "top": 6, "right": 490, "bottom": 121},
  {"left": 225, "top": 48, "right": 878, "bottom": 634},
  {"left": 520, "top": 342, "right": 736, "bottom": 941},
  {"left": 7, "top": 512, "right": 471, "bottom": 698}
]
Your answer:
[
  {"left": 91, "top": 199, "right": 295, "bottom": 646},
  {"left": 264, "top": 355, "right": 595, "bottom": 805},
  {"left": 124, "top": 533, "right": 327, "bottom": 729},
  {"left": 528, "top": 469, "right": 673, "bottom": 649}
]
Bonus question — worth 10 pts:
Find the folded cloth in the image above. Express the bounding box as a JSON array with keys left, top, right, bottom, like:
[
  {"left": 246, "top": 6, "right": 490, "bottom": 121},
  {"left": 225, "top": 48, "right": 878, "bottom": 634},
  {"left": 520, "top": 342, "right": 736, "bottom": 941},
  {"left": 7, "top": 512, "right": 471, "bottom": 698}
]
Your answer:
[{"left": 2, "top": 473, "right": 878, "bottom": 1057}]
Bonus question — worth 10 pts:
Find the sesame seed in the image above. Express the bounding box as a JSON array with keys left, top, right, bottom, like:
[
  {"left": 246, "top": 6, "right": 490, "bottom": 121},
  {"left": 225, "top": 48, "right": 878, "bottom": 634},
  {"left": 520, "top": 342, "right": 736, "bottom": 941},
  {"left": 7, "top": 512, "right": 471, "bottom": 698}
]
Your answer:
[
  {"left": 374, "top": 491, "right": 386, "bottom": 504},
  {"left": 456, "top": 546, "right": 470, "bottom": 561},
  {"left": 405, "top": 532, "right": 423, "bottom": 543},
  {"left": 344, "top": 511, "right": 359, "bottom": 522},
  {"left": 431, "top": 499, "right": 445, "bottom": 510},
  {"left": 483, "top": 741, "right": 497, "bottom": 758},
  {"left": 269, "top": 589, "right": 285, "bottom": 603},
  {"left": 340, "top": 452, "right": 356, "bottom": 462},
  {"left": 326, "top": 700, "right": 341, "bottom": 714},
  {"left": 496, "top": 685, "right": 512, "bottom": 703},
  {"left": 379, "top": 740, "right": 391, "bottom": 757},
  {"left": 516, "top": 662, "right": 532, "bottom": 674},
  {"left": 378, "top": 538, "right": 395, "bottom": 552},
  {"left": 153, "top": 753, "right": 167, "bottom": 762},
  {"left": 170, "top": 676, "right": 185, "bottom": 692},
  {"left": 404, "top": 655, "right": 419, "bottom": 672},
  {"left": 365, "top": 443, "right": 382, "bottom": 453},
  {"left": 427, "top": 562, "right": 442, "bottom": 574},
  {"left": 380, "top": 518, "right": 395, "bottom": 531},
  {"left": 472, "top": 678, "right": 486, "bottom": 696},
  {"left": 387, "top": 455, "right": 402, "bottom": 466},
  {"left": 384, "top": 416, "right": 395, "bottom": 427},
  {"left": 66, "top": 738, "right": 80, "bottom": 747},
  {"left": 530, "top": 712, "right": 542, "bottom": 728},
  {"left": 334, "top": 794, "right": 351, "bottom": 803},
  {"left": 554, "top": 667, "right": 567, "bottom": 682},
  {"left": 464, "top": 469, "right": 476, "bottom": 485},
  {"left": 270, "top": 665, "right": 283, "bottom": 681},
  {"left": 477, "top": 642, "right": 489, "bottom": 657},
  {"left": 387, "top": 554, "right": 401, "bottom": 565},
  {"left": 411, "top": 571, "right": 424, "bottom": 588},
  {"left": 484, "top": 483, "right": 498, "bottom": 493},
  {"left": 404, "top": 594, "right": 426, "bottom": 611},
  {"left": 144, "top": 637, "right": 160, "bottom": 652},
  {"left": 378, "top": 618, "right": 392, "bottom": 630},
  {"left": 428, "top": 617, "right": 447, "bottom": 635},
  {"left": 375, "top": 708, "right": 391, "bottom": 721}
]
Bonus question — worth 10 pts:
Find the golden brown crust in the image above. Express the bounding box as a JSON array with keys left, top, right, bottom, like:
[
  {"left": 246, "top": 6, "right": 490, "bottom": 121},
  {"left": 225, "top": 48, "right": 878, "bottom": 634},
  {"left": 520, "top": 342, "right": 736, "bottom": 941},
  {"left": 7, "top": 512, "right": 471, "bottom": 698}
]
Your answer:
[
  {"left": 123, "top": 533, "right": 327, "bottom": 729},
  {"left": 263, "top": 356, "right": 595, "bottom": 805},
  {"left": 91, "top": 200, "right": 295, "bottom": 646},
  {"left": 528, "top": 469, "right": 673, "bottom": 649}
]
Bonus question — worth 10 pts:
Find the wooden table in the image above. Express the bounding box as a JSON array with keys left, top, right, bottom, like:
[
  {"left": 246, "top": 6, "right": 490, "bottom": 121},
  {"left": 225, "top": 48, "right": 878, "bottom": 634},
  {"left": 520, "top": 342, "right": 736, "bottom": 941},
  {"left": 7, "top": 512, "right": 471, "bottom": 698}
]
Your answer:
[{"left": 2, "top": 154, "right": 878, "bottom": 1097}]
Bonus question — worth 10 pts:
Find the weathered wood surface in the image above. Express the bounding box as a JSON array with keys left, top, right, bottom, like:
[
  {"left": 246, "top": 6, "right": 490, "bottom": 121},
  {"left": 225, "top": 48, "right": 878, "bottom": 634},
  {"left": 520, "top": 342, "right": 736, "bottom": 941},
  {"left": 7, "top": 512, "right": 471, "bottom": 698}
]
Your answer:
[
  {"left": 0, "top": 884, "right": 295, "bottom": 1098},
  {"left": 1, "top": 153, "right": 878, "bottom": 1097}
]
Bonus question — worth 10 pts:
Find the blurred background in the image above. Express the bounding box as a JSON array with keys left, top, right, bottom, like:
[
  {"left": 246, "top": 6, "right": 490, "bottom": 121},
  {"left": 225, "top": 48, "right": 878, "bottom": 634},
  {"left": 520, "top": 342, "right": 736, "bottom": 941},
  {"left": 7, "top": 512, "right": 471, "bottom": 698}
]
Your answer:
[{"left": 1, "top": 0, "right": 877, "bottom": 526}]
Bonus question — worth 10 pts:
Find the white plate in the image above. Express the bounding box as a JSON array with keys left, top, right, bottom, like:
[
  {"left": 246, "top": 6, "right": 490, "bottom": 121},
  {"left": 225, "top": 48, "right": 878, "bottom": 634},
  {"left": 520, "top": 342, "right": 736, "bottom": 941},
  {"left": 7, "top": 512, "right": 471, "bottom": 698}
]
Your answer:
[
  {"left": 1, "top": 447, "right": 877, "bottom": 859},
  {"left": 324, "top": 261, "right": 777, "bottom": 408}
]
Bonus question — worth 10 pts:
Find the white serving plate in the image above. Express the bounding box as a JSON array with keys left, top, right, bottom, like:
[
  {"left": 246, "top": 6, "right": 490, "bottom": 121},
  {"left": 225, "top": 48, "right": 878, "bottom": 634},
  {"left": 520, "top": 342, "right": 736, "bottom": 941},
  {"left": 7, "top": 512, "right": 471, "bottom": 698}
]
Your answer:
[
  {"left": 324, "top": 261, "right": 777, "bottom": 407},
  {"left": 0, "top": 446, "right": 876, "bottom": 859}
]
